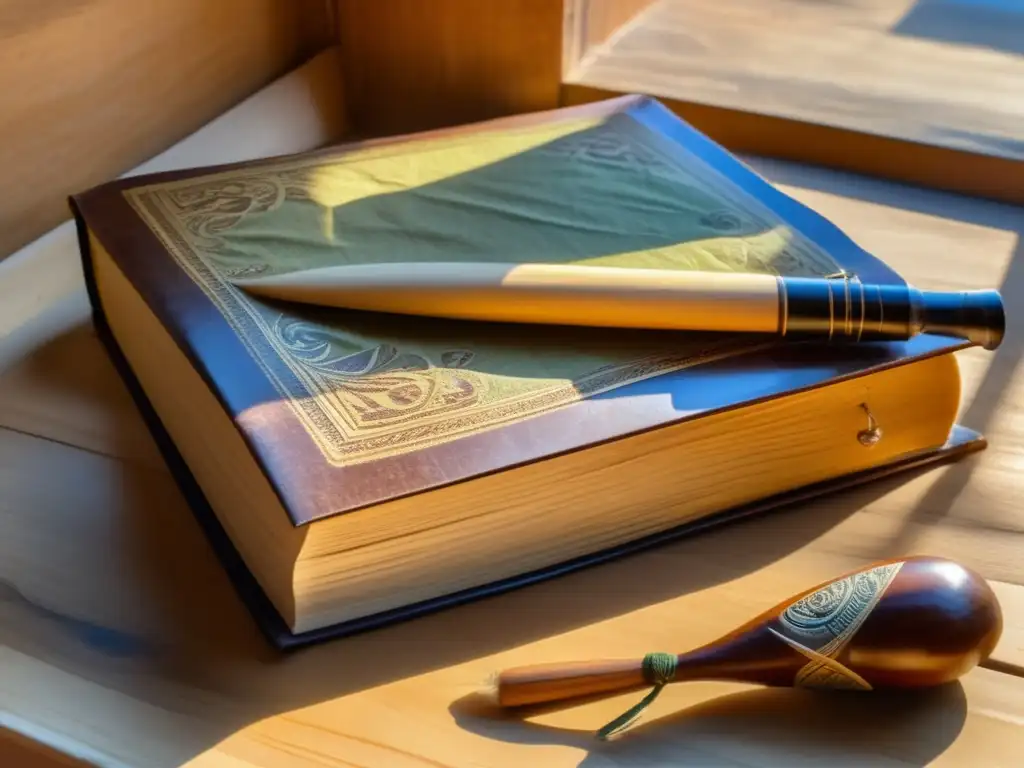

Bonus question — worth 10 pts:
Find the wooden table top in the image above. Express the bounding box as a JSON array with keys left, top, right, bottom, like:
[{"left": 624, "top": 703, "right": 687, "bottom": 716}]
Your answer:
[
  {"left": 2, "top": 51, "right": 1024, "bottom": 767},
  {"left": 573, "top": 0, "right": 1024, "bottom": 161}
]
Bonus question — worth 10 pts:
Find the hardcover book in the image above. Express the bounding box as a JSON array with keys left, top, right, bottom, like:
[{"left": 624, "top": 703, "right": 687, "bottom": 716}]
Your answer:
[{"left": 69, "top": 95, "right": 982, "bottom": 649}]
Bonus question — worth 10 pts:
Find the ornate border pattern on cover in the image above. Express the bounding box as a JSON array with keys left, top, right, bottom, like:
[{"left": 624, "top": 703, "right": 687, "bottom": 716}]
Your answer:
[{"left": 121, "top": 115, "right": 842, "bottom": 466}]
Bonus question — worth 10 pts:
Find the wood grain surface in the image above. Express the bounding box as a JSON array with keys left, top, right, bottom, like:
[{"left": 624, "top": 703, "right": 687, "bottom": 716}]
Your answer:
[
  {"left": 0, "top": 45, "right": 348, "bottom": 471},
  {"left": 0, "top": 0, "right": 328, "bottom": 262},
  {"left": 563, "top": 0, "right": 658, "bottom": 72},
  {"left": 564, "top": 0, "right": 1024, "bottom": 206},
  {"left": 572, "top": 0, "right": 1024, "bottom": 158},
  {"left": 4, "top": 50, "right": 1024, "bottom": 768},
  {"left": 333, "top": 0, "right": 564, "bottom": 136}
]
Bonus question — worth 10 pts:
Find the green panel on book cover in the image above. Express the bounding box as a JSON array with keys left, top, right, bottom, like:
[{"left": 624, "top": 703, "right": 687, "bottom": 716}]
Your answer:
[{"left": 120, "top": 113, "right": 848, "bottom": 467}]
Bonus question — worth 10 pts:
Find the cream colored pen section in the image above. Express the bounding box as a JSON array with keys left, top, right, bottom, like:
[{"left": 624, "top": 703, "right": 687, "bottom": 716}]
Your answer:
[{"left": 234, "top": 262, "right": 783, "bottom": 333}]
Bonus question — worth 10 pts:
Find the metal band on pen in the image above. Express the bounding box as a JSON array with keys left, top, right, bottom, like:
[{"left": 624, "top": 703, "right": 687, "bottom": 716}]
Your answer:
[
  {"left": 827, "top": 279, "right": 835, "bottom": 340},
  {"left": 779, "top": 273, "right": 917, "bottom": 342},
  {"left": 857, "top": 280, "right": 866, "bottom": 342},
  {"left": 844, "top": 277, "right": 852, "bottom": 337},
  {"left": 777, "top": 276, "right": 789, "bottom": 337}
]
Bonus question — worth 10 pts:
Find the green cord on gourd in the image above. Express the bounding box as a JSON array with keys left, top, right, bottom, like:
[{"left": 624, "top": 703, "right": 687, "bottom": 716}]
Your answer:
[{"left": 596, "top": 652, "right": 677, "bottom": 740}]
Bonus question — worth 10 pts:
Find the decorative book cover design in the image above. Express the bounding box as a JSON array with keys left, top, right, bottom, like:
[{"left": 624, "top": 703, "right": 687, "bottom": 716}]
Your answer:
[{"left": 118, "top": 105, "right": 884, "bottom": 470}]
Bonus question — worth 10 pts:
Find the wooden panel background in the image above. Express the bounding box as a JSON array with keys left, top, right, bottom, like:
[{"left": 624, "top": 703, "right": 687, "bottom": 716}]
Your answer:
[
  {"left": 563, "top": 0, "right": 1024, "bottom": 206},
  {"left": 333, "top": 0, "right": 565, "bottom": 137},
  {"left": 0, "top": 0, "right": 334, "bottom": 262},
  {"left": 563, "top": 0, "right": 658, "bottom": 74}
]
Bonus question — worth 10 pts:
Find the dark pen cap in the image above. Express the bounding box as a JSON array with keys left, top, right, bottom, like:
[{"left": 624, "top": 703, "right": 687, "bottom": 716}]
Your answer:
[{"left": 917, "top": 289, "right": 1005, "bottom": 351}]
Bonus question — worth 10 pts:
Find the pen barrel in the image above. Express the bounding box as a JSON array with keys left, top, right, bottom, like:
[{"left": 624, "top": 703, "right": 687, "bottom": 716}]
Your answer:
[
  {"left": 234, "top": 263, "right": 1005, "bottom": 350},
  {"left": 237, "top": 263, "right": 785, "bottom": 334}
]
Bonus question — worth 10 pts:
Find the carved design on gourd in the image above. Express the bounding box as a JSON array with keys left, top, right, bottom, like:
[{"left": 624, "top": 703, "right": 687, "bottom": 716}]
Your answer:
[{"left": 770, "top": 561, "right": 903, "bottom": 690}]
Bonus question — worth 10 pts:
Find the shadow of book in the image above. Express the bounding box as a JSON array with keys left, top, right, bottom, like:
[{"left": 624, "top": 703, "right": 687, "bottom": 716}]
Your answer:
[
  {"left": 743, "top": 155, "right": 1024, "bottom": 554},
  {"left": 0, "top": 343, "right": 935, "bottom": 766}
]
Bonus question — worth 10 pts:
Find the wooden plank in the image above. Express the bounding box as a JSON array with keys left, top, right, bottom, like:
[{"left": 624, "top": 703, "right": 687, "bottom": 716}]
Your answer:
[
  {"left": 296, "top": 0, "right": 338, "bottom": 54},
  {"left": 1, "top": 422, "right": 1023, "bottom": 766},
  {"left": 0, "top": 47, "right": 348, "bottom": 467},
  {"left": 0, "top": 0, "right": 328, "bottom": 261},
  {"left": 573, "top": 0, "right": 1024, "bottom": 158},
  {"left": 563, "top": 0, "right": 659, "bottom": 71},
  {"left": 0, "top": 729, "right": 88, "bottom": 768},
  {"left": 333, "top": 0, "right": 564, "bottom": 136},
  {"left": 564, "top": 0, "right": 1024, "bottom": 205},
  {"left": 989, "top": 580, "right": 1024, "bottom": 676}
]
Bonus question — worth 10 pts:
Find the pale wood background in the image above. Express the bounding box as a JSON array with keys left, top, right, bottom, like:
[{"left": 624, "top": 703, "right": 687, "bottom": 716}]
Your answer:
[
  {"left": 564, "top": 0, "right": 1024, "bottom": 206},
  {"left": 562, "top": 0, "right": 657, "bottom": 74},
  {"left": 573, "top": 0, "right": 1024, "bottom": 159},
  {"left": 3, "top": 45, "right": 1024, "bottom": 767},
  {"left": 0, "top": 0, "right": 332, "bottom": 262}
]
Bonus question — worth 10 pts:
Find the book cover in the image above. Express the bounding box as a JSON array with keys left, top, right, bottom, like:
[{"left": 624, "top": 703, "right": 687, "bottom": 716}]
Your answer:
[{"left": 68, "top": 95, "right": 981, "bottom": 648}]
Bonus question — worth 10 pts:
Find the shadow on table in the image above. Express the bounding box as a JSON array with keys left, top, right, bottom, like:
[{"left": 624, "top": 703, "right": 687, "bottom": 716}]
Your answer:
[
  {"left": 0, "top": 310, "right": 943, "bottom": 765},
  {"left": 745, "top": 156, "right": 1024, "bottom": 559},
  {"left": 449, "top": 682, "right": 968, "bottom": 767},
  {"left": 892, "top": 0, "right": 1024, "bottom": 57}
]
